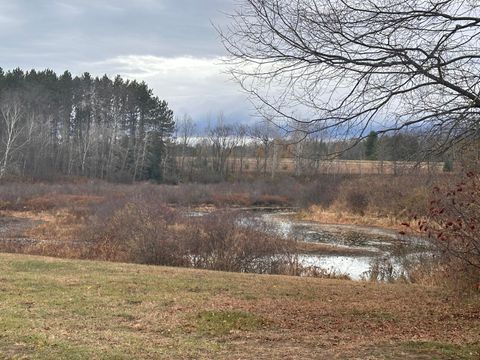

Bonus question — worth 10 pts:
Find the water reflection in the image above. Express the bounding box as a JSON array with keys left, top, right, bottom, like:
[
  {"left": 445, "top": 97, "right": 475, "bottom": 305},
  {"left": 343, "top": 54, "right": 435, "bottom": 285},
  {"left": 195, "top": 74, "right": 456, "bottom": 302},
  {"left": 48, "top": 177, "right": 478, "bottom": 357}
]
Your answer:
[
  {"left": 187, "top": 209, "right": 416, "bottom": 280},
  {"left": 257, "top": 212, "right": 408, "bottom": 280}
]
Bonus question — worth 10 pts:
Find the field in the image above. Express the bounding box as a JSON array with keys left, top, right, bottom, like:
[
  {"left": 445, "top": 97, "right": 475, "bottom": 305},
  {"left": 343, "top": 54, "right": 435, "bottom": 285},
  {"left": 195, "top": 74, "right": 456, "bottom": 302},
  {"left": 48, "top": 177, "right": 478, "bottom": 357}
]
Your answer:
[
  {"left": 179, "top": 157, "right": 445, "bottom": 176},
  {"left": 0, "top": 253, "right": 478, "bottom": 359}
]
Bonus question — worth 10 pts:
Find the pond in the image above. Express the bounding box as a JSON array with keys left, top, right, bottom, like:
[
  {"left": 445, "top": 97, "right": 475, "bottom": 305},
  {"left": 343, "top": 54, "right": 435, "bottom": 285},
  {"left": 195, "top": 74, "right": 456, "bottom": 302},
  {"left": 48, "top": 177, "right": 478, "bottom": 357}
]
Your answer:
[
  {"left": 187, "top": 208, "right": 423, "bottom": 280},
  {"left": 252, "top": 211, "right": 414, "bottom": 280}
]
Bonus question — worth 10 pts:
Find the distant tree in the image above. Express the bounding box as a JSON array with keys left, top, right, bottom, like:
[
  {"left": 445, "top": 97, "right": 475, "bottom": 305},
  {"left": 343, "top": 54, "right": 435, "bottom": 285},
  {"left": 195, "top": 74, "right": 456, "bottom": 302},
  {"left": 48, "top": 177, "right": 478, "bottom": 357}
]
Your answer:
[
  {"left": 365, "top": 131, "right": 378, "bottom": 160},
  {"left": 249, "top": 121, "right": 278, "bottom": 176},
  {"left": 145, "top": 98, "right": 175, "bottom": 182},
  {"left": 208, "top": 114, "right": 239, "bottom": 179},
  {"left": 0, "top": 95, "right": 25, "bottom": 177},
  {"left": 176, "top": 114, "right": 196, "bottom": 178}
]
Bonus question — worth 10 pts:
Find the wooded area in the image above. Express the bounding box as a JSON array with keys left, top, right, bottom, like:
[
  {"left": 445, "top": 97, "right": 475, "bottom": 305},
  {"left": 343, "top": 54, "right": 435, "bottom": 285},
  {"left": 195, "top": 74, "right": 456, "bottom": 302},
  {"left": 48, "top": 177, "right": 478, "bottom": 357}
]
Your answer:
[
  {"left": 0, "top": 70, "right": 448, "bottom": 183},
  {"left": 0, "top": 68, "right": 174, "bottom": 182}
]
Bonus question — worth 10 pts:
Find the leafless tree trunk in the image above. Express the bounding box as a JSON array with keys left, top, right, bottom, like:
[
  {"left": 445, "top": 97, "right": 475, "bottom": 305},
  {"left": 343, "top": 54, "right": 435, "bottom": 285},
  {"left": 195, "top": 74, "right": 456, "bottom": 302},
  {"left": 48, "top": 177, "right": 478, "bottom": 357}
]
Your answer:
[
  {"left": 176, "top": 114, "right": 195, "bottom": 178},
  {"left": 0, "top": 100, "right": 25, "bottom": 178},
  {"left": 237, "top": 125, "right": 248, "bottom": 176},
  {"left": 250, "top": 122, "right": 277, "bottom": 177},
  {"left": 208, "top": 114, "right": 239, "bottom": 178},
  {"left": 271, "top": 138, "right": 279, "bottom": 179}
]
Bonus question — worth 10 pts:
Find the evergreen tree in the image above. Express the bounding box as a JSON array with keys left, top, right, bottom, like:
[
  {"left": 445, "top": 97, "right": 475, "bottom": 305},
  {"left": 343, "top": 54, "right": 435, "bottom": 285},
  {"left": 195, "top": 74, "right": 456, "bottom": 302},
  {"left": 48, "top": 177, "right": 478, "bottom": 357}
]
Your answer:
[
  {"left": 365, "top": 131, "right": 378, "bottom": 160},
  {"left": 0, "top": 68, "right": 175, "bottom": 182}
]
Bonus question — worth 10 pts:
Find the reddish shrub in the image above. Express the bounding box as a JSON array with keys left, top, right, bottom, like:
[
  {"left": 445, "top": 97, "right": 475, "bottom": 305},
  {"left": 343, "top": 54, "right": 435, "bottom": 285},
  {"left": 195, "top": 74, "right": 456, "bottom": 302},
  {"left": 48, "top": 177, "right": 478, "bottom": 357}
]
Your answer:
[{"left": 406, "top": 172, "right": 480, "bottom": 292}]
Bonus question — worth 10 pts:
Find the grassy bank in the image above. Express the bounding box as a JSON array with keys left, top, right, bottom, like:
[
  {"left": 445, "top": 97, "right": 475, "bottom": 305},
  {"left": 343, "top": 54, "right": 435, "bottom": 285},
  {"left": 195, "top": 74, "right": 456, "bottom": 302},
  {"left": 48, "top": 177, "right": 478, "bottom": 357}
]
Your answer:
[
  {"left": 0, "top": 253, "right": 478, "bottom": 359},
  {"left": 298, "top": 206, "right": 404, "bottom": 230}
]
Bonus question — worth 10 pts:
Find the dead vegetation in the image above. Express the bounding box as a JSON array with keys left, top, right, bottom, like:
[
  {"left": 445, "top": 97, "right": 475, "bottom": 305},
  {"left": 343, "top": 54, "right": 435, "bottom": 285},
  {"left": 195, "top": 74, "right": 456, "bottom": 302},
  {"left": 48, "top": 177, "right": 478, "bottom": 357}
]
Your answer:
[
  {"left": 0, "top": 253, "right": 477, "bottom": 359},
  {"left": 0, "top": 173, "right": 471, "bottom": 287},
  {"left": 0, "top": 173, "right": 444, "bottom": 213},
  {"left": 0, "top": 175, "right": 479, "bottom": 358},
  {"left": 0, "top": 181, "right": 309, "bottom": 277}
]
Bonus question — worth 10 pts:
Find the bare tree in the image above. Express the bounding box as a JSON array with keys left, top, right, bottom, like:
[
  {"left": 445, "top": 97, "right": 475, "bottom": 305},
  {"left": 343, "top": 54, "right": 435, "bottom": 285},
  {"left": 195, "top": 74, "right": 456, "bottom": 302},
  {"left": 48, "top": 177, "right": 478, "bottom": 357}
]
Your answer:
[
  {"left": 208, "top": 114, "right": 239, "bottom": 178},
  {"left": 0, "top": 98, "right": 26, "bottom": 178},
  {"left": 235, "top": 124, "right": 249, "bottom": 176},
  {"left": 221, "top": 0, "right": 480, "bottom": 152},
  {"left": 176, "top": 113, "right": 196, "bottom": 176},
  {"left": 250, "top": 121, "right": 279, "bottom": 176}
]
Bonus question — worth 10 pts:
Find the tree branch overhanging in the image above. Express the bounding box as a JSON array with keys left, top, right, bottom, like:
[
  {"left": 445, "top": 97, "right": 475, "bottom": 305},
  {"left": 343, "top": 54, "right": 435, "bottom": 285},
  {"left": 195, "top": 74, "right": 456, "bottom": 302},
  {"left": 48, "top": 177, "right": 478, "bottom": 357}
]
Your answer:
[{"left": 220, "top": 0, "right": 480, "bottom": 151}]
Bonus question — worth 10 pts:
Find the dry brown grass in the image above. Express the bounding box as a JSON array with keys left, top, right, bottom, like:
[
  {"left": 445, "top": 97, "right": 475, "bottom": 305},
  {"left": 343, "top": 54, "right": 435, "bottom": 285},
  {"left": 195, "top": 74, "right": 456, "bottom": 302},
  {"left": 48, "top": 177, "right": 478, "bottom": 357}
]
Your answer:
[
  {"left": 0, "top": 253, "right": 477, "bottom": 359},
  {"left": 299, "top": 206, "right": 403, "bottom": 230},
  {"left": 294, "top": 239, "right": 374, "bottom": 256},
  {"left": 1, "top": 193, "right": 300, "bottom": 276},
  {"left": 290, "top": 174, "right": 448, "bottom": 232},
  {"left": 3, "top": 202, "right": 91, "bottom": 244},
  {"left": 210, "top": 192, "right": 252, "bottom": 206},
  {"left": 23, "top": 194, "right": 104, "bottom": 211}
]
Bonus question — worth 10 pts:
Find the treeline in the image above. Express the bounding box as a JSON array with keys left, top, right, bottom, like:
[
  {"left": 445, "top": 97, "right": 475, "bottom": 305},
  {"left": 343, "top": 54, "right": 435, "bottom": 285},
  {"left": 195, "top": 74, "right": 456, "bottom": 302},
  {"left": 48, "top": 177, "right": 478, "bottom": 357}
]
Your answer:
[
  {"left": 174, "top": 116, "right": 448, "bottom": 182},
  {"left": 0, "top": 68, "right": 174, "bottom": 182},
  {"left": 0, "top": 68, "right": 449, "bottom": 184}
]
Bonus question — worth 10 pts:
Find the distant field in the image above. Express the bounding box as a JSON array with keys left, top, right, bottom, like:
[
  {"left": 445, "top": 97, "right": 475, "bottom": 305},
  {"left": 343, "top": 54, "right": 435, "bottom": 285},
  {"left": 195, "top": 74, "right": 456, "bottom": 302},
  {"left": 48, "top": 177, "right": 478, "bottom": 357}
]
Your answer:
[
  {"left": 0, "top": 253, "right": 478, "bottom": 359},
  {"left": 178, "top": 157, "right": 444, "bottom": 175}
]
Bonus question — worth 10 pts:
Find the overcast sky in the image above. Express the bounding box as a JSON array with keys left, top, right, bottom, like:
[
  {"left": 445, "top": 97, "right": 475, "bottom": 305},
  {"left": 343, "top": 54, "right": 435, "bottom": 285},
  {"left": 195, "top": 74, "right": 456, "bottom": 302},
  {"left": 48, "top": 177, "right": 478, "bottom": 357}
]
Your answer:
[{"left": 0, "top": 0, "right": 250, "bottom": 128}]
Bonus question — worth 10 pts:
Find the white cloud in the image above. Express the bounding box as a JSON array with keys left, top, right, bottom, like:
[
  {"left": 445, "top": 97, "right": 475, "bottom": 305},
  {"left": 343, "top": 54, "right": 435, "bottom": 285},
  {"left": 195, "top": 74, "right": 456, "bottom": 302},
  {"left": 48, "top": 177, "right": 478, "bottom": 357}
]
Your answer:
[
  {"left": 0, "top": 0, "right": 250, "bottom": 127},
  {"left": 82, "top": 55, "right": 250, "bottom": 125}
]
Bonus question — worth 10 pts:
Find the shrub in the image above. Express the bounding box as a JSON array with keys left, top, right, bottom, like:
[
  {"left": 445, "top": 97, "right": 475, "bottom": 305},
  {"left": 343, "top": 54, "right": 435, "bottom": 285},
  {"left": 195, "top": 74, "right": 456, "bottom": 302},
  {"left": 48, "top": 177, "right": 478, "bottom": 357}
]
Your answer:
[
  {"left": 406, "top": 172, "right": 480, "bottom": 292},
  {"left": 183, "top": 212, "right": 296, "bottom": 273},
  {"left": 82, "top": 195, "right": 298, "bottom": 275},
  {"left": 345, "top": 190, "right": 369, "bottom": 215},
  {"left": 85, "top": 200, "right": 185, "bottom": 266},
  {"left": 251, "top": 195, "right": 289, "bottom": 207}
]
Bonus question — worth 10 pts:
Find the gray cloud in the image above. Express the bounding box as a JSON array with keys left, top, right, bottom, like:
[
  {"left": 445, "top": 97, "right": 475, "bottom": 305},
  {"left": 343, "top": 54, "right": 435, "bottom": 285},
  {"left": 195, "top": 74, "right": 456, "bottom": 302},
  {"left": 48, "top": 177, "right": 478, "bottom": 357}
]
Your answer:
[
  {"left": 1, "top": 0, "right": 232, "bottom": 62},
  {"left": 0, "top": 0, "right": 250, "bottom": 125}
]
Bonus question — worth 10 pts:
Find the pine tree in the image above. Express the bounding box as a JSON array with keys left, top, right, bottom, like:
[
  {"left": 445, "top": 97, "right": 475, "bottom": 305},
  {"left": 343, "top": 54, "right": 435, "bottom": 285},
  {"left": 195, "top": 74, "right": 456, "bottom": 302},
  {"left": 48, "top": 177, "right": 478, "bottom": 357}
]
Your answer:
[
  {"left": 365, "top": 131, "right": 378, "bottom": 160},
  {"left": 0, "top": 68, "right": 175, "bottom": 181}
]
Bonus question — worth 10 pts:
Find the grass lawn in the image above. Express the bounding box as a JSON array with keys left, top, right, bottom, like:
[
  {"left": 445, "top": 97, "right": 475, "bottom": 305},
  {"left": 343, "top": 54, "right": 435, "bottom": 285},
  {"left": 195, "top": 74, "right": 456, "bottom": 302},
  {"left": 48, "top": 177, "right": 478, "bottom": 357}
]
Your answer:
[{"left": 0, "top": 253, "right": 478, "bottom": 359}]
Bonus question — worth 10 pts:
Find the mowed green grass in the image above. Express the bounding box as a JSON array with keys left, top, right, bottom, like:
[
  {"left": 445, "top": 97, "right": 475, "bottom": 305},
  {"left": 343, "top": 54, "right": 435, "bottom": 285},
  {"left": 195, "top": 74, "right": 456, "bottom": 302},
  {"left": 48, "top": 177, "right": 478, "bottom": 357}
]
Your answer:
[{"left": 0, "top": 253, "right": 478, "bottom": 359}]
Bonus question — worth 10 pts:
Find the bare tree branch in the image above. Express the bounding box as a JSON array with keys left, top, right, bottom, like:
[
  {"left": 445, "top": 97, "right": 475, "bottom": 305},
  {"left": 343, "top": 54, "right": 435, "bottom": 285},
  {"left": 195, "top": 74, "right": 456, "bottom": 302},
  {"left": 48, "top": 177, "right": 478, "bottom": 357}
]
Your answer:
[{"left": 220, "top": 0, "right": 480, "bottom": 153}]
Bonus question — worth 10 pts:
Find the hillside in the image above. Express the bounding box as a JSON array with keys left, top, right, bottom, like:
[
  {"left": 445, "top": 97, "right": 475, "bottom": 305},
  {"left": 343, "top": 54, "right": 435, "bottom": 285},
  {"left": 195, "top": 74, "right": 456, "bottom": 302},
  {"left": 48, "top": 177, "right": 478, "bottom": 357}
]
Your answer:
[{"left": 0, "top": 253, "right": 478, "bottom": 359}]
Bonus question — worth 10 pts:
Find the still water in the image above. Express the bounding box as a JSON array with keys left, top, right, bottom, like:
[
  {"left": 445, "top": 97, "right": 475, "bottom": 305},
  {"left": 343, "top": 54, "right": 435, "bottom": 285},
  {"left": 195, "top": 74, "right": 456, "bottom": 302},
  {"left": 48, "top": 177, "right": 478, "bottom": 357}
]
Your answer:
[{"left": 255, "top": 212, "right": 409, "bottom": 280}]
